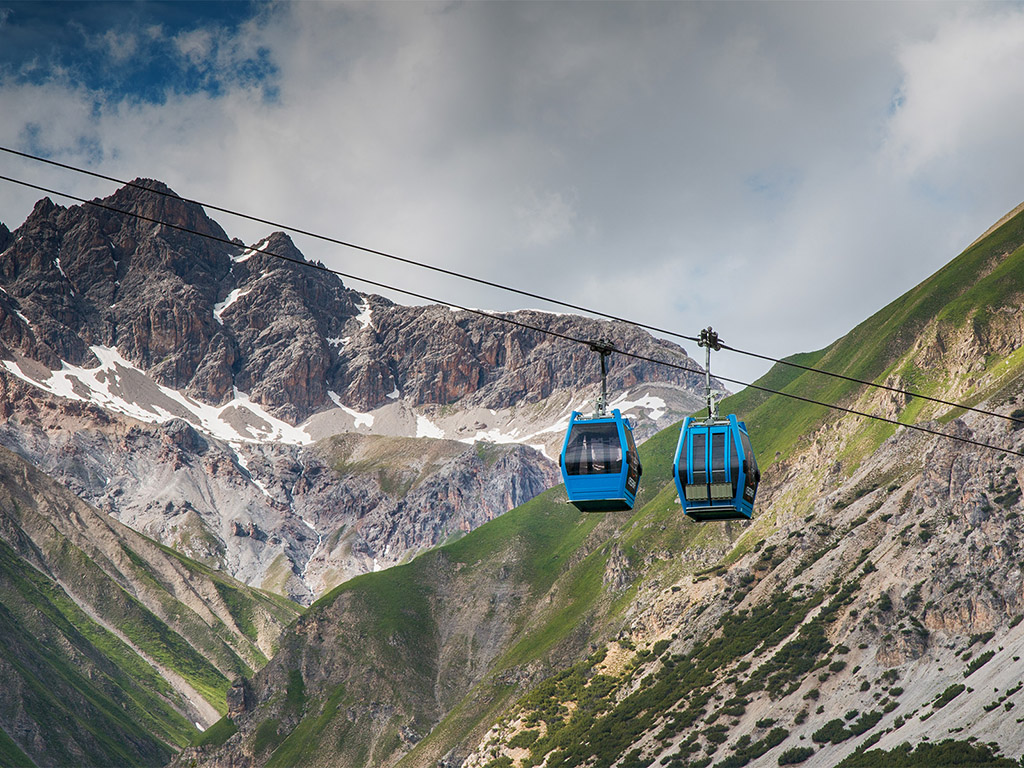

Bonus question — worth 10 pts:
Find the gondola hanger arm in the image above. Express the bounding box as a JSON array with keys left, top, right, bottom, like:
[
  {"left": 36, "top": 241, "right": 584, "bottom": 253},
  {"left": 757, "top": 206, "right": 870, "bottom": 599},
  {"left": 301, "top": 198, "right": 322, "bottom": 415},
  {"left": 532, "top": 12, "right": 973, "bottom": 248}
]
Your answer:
[
  {"left": 698, "top": 327, "right": 722, "bottom": 421},
  {"left": 588, "top": 339, "right": 616, "bottom": 417}
]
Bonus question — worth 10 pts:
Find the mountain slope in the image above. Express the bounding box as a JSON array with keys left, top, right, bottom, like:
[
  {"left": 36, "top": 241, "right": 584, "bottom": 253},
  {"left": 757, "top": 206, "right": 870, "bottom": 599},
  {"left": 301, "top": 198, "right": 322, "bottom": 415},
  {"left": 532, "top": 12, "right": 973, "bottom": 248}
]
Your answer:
[
  {"left": 0, "top": 443, "right": 300, "bottom": 767},
  {"left": 177, "top": 421, "right": 738, "bottom": 768},
  {"left": 452, "top": 203, "right": 1024, "bottom": 768},
  {"left": 187, "top": 202, "right": 1024, "bottom": 768},
  {"left": 0, "top": 182, "right": 708, "bottom": 600}
]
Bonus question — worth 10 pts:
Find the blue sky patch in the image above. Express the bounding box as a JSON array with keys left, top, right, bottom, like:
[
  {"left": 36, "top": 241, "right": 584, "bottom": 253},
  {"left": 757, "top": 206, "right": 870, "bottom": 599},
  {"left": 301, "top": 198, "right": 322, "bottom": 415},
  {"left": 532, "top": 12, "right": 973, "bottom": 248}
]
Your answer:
[{"left": 0, "top": 1, "right": 276, "bottom": 102}]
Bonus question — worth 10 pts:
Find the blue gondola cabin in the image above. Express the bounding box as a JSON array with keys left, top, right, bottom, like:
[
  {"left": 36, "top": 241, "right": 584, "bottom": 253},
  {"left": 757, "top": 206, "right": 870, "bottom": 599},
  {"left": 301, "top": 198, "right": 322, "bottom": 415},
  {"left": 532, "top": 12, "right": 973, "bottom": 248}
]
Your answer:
[
  {"left": 674, "top": 414, "right": 760, "bottom": 521},
  {"left": 560, "top": 409, "right": 642, "bottom": 512}
]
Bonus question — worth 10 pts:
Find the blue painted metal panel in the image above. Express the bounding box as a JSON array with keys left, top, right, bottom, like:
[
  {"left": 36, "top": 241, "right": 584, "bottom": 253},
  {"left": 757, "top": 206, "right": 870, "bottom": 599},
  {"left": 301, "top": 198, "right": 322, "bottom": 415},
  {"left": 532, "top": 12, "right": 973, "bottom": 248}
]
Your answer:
[
  {"left": 674, "top": 414, "right": 759, "bottom": 521},
  {"left": 560, "top": 409, "right": 641, "bottom": 512}
]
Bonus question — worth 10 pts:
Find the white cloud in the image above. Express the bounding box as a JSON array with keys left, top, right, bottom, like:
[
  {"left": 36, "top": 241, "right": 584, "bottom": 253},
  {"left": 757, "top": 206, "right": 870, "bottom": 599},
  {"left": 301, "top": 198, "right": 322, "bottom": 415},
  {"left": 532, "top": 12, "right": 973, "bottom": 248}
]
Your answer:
[
  {"left": 1, "top": 2, "right": 1024, "bottom": 389},
  {"left": 885, "top": 9, "right": 1024, "bottom": 202},
  {"left": 98, "top": 29, "right": 139, "bottom": 63},
  {"left": 173, "top": 27, "right": 216, "bottom": 67}
]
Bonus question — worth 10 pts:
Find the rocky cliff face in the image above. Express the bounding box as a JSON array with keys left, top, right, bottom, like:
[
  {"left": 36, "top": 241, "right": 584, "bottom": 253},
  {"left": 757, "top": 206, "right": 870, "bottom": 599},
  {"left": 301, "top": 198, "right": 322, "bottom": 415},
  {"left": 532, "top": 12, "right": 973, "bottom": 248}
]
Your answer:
[
  {"left": 0, "top": 181, "right": 708, "bottom": 423},
  {"left": 0, "top": 182, "right": 710, "bottom": 601}
]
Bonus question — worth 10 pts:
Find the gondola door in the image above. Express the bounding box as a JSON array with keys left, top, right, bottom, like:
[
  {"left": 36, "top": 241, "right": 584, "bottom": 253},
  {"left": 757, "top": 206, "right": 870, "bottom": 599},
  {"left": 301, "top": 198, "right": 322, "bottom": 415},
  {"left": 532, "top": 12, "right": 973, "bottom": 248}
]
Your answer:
[{"left": 675, "top": 417, "right": 752, "bottom": 522}]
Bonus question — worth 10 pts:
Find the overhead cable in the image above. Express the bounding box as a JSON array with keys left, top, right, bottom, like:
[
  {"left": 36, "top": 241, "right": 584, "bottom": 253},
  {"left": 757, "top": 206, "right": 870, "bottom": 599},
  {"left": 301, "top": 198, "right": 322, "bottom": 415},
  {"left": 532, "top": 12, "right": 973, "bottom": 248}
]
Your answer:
[
  {"left": 1, "top": 172, "right": 1022, "bottom": 459},
  {"left": 0, "top": 145, "right": 702, "bottom": 342},
  {"left": 3, "top": 144, "right": 1021, "bottom": 428}
]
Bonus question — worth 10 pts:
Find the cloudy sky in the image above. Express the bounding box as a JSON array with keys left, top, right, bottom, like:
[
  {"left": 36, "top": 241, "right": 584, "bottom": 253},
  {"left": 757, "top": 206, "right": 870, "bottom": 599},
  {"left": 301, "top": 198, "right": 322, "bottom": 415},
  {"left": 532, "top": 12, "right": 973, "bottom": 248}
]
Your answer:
[{"left": 2, "top": 1, "right": 1024, "bottom": 387}]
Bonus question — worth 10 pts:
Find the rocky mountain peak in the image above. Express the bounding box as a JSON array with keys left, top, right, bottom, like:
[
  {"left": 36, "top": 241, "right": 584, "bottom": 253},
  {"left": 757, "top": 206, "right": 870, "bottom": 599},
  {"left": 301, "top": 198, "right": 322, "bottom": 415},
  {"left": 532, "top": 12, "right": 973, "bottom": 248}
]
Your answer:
[
  {"left": 28, "top": 195, "right": 58, "bottom": 219},
  {"left": 1, "top": 180, "right": 711, "bottom": 425},
  {"left": 103, "top": 177, "right": 231, "bottom": 243}
]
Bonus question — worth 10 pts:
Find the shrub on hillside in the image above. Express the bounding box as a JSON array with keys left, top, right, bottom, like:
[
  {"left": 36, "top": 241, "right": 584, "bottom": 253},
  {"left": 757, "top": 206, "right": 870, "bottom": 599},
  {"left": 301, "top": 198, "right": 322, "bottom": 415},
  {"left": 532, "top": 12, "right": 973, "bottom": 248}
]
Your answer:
[{"left": 777, "top": 746, "right": 814, "bottom": 765}]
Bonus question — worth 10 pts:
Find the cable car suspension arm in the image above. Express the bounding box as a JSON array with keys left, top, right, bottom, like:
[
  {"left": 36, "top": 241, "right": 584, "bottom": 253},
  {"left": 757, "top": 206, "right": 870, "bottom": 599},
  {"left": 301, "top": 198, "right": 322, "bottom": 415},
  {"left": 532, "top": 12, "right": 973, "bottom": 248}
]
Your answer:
[
  {"left": 699, "top": 327, "right": 722, "bottom": 421},
  {"left": 589, "top": 340, "right": 615, "bottom": 417}
]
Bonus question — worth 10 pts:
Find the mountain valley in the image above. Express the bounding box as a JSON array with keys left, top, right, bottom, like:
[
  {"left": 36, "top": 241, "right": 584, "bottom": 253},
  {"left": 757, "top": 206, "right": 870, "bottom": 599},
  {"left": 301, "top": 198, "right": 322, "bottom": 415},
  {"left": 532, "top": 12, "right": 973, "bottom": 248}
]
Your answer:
[
  {"left": 2, "top": 181, "right": 1024, "bottom": 768},
  {"left": 0, "top": 180, "right": 707, "bottom": 601},
  {"left": 178, "top": 204, "right": 1024, "bottom": 768}
]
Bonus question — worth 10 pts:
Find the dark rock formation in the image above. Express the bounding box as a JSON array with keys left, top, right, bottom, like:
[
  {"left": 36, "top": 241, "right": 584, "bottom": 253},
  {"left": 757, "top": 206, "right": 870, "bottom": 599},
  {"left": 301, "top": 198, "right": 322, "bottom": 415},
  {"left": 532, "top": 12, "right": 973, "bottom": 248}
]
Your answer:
[{"left": 0, "top": 181, "right": 711, "bottom": 424}]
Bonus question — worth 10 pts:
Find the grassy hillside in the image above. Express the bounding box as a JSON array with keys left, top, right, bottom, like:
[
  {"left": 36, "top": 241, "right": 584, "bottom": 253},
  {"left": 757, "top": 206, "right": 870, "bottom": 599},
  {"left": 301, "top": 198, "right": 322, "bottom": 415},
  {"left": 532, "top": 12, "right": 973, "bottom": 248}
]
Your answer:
[
  {"left": 0, "top": 537, "right": 183, "bottom": 765},
  {"left": 191, "top": 201, "right": 1024, "bottom": 768},
  {"left": 440, "top": 207, "right": 1024, "bottom": 768},
  {"left": 728, "top": 204, "right": 1024, "bottom": 470},
  {"left": 0, "top": 445, "right": 301, "bottom": 767}
]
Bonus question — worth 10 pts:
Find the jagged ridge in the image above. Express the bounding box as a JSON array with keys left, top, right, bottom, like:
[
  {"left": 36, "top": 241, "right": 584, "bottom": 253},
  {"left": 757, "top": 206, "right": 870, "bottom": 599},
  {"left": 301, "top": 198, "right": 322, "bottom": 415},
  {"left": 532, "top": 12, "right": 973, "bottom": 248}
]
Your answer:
[{"left": 0, "top": 183, "right": 706, "bottom": 423}]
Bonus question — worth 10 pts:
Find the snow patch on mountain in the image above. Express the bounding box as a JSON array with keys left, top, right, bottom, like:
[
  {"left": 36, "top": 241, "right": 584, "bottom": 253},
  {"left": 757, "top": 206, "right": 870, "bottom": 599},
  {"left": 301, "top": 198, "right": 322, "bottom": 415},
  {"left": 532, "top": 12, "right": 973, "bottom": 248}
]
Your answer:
[
  {"left": 328, "top": 391, "right": 374, "bottom": 428},
  {"left": 1, "top": 347, "right": 313, "bottom": 445},
  {"left": 416, "top": 414, "right": 445, "bottom": 439},
  {"left": 233, "top": 449, "right": 273, "bottom": 498},
  {"left": 54, "top": 256, "right": 70, "bottom": 285},
  {"left": 356, "top": 300, "right": 372, "bottom": 330},
  {"left": 233, "top": 237, "right": 270, "bottom": 263},
  {"left": 610, "top": 392, "right": 667, "bottom": 421},
  {"left": 213, "top": 286, "right": 252, "bottom": 323}
]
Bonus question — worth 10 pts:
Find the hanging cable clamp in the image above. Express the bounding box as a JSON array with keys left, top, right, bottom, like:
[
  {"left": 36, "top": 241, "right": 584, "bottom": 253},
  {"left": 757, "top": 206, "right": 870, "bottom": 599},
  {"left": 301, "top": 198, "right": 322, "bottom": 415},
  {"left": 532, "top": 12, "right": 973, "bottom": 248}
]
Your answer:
[
  {"left": 589, "top": 340, "right": 615, "bottom": 417},
  {"left": 698, "top": 327, "right": 722, "bottom": 351},
  {"left": 697, "top": 327, "right": 721, "bottom": 422}
]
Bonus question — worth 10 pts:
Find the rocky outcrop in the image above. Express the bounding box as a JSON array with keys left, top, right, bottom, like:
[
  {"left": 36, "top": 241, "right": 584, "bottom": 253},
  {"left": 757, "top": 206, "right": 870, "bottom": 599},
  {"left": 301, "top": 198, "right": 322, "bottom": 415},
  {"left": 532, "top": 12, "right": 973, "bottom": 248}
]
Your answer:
[
  {"left": 0, "top": 381, "right": 559, "bottom": 602},
  {"left": 0, "top": 182, "right": 710, "bottom": 424}
]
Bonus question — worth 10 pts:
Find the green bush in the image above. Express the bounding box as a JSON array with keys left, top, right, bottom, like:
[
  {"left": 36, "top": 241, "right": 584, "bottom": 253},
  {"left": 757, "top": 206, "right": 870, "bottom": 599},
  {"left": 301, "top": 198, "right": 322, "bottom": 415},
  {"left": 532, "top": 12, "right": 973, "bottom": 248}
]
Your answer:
[
  {"left": 849, "top": 710, "right": 883, "bottom": 736},
  {"left": 778, "top": 746, "right": 814, "bottom": 765},
  {"left": 933, "top": 684, "right": 966, "bottom": 708},
  {"left": 965, "top": 650, "right": 996, "bottom": 677},
  {"left": 508, "top": 729, "right": 540, "bottom": 750},
  {"left": 812, "top": 718, "right": 850, "bottom": 745},
  {"left": 704, "top": 724, "right": 729, "bottom": 744}
]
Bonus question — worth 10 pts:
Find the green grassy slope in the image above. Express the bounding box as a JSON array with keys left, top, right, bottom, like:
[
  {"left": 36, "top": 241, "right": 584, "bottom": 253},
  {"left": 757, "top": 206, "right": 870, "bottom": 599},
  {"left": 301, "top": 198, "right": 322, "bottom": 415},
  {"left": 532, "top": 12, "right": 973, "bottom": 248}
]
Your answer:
[
  {"left": 727, "top": 205, "right": 1024, "bottom": 470},
  {"left": 435, "top": 205, "right": 1024, "bottom": 768},
  {"left": 0, "top": 445, "right": 301, "bottom": 767},
  {"left": 397, "top": 422, "right": 742, "bottom": 768},
  {"left": 0, "top": 538, "right": 181, "bottom": 766},
  {"left": 199, "top": 203, "right": 1024, "bottom": 768},
  {"left": 200, "top": 417, "right": 738, "bottom": 768}
]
